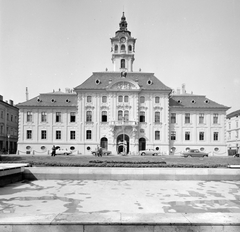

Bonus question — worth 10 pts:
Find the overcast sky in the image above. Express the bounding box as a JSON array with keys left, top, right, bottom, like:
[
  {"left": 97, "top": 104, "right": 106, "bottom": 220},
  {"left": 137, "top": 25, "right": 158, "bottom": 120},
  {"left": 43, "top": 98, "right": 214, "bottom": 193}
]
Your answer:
[{"left": 1, "top": 0, "right": 240, "bottom": 113}]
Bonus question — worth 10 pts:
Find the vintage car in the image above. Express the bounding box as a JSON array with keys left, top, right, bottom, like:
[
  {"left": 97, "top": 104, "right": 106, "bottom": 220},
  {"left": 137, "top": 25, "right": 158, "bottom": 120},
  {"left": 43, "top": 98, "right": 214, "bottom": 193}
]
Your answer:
[
  {"left": 182, "top": 149, "right": 208, "bottom": 158},
  {"left": 139, "top": 149, "right": 160, "bottom": 156},
  {"left": 55, "top": 148, "right": 72, "bottom": 156},
  {"left": 91, "top": 149, "right": 112, "bottom": 156}
]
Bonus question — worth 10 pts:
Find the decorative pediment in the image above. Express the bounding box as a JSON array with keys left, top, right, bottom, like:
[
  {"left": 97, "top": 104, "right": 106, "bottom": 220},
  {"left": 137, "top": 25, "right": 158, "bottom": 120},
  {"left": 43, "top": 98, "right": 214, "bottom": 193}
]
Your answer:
[
  {"left": 106, "top": 78, "right": 141, "bottom": 91},
  {"left": 100, "top": 105, "right": 109, "bottom": 110},
  {"left": 154, "top": 106, "right": 163, "bottom": 110},
  {"left": 139, "top": 106, "right": 148, "bottom": 111}
]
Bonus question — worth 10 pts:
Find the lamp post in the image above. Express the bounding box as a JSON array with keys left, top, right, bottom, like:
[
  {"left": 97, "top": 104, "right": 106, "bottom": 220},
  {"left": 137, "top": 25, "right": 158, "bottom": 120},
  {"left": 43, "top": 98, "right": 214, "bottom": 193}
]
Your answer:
[
  {"left": 7, "top": 134, "right": 10, "bottom": 155},
  {"left": 122, "top": 116, "right": 125, "bottom": 155}
]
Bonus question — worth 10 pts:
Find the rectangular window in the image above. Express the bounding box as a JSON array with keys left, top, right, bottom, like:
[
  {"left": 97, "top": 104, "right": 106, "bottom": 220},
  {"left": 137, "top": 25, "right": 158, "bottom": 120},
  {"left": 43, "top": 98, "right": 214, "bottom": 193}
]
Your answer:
[
  {"left": 56, "top": 112, "right": 61, "bottom": 122},
  {"left": 41, "top": 130, "right": 47, "bottom": 139},
  {"left": 15, "top": 116, "right": 17, "bottom": 122},
  {"left": 101, "top": 111, "right": 107, "bottom": 122},
  {"left": 185, "top": 131, "right": 190, "bottom": 141},
  {"left": 171, "top": 131, "right": 176, "bottom": 140},
  {"left": 70, "top": 131, "right": 76, "bottom": 140},
  {"left": 118, "top": 95, "right": 123, "bottom": 102},
  {"left": 56, "top": 130, "right": 61, "bottom": 140},
  {"left": 185, "top": 113, "right": 190, "bottom": 124},
  {"left": 102, "top": 96, "right": 107, "bottom": 103},
  {"left": 140, "top": 96, "right": 145, "bottom": 103},
  {"left": 0, "top": 111, "right": 3, "bottom": 119},
  {"left": 27, "top": 111, "right": 32, "bottom": 122},
  {"left": 236, "top": 121, "right": 239, "bottom": 128},
  {"left": 86, "top": 130, "right": 91, "bottom": 140},
  {"left": 87, "top": 96, "right": 92, "bottom": 103},
  {"left": 229, "top": 123, "right": 231, "bottom": 130},
  {"left": 41, "top": 112, "right": 47, "bottom": 122},
  {"left": 70, "top": 112, "right": 76, "bottom": 122},
  {"left": 86, "top": 111, "right": 92, "bottom": 122},
  {"left": 124, "top": 96, "right": 129, "bottom": 102},
  {"left": 199, "top": 113, "right": 204, "bottom": 124},
  {"left": 213, "top": 132, "right": 219, "bottom": 141},
  {"left": 213, "top": 113, "right": 218, "bottom": 124},
  {"left": 171, "top": 113, "right": 176, "bottom": 124},
  {"left": 7, "top": 113, "right": 9, "bottom": 121},
  {"left": 11, "top": 115, "right": 13, "bottom": 121},
  {"left": 140, "top": 111, "right": 145, "bottom": 122},
  {"left": 155, "top": 112, "right": 160, "bottom": 123},
  {"left": 236, "top": 130, "right": 239, "bottom": 139},
  {"left": 27, "top": 130, "right": 32, "bottom": 139},
  {"left": 118, "top": 110, "right": 123, "bottom": 121},
  {"left": 0, "top": 125, "right": 4, "bottom": 134},
  {"left": 155, "top": 96, "right": 160, "bottom": 103},
  {"left": 124, "top": 110, "right": 129, "bottom": 121},
  {"left": 155, "top": 131, "right": 160, "bottom": 140},
  {"left": 199, "top": 132, "right": 204, "bottom": 141}
]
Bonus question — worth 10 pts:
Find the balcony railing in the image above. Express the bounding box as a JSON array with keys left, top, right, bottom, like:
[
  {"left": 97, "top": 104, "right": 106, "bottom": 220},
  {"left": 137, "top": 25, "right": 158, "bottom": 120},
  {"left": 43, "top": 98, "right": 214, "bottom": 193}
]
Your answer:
[{"left": 110, "top": 121, "right": 138, "bottom": 126}]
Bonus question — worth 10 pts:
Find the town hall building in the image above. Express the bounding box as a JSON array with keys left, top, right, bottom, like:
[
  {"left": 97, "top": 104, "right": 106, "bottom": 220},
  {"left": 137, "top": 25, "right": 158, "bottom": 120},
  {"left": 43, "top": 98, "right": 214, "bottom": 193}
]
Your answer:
[{"left": 17, "top": 13, "right": 230, "bottom": 156}]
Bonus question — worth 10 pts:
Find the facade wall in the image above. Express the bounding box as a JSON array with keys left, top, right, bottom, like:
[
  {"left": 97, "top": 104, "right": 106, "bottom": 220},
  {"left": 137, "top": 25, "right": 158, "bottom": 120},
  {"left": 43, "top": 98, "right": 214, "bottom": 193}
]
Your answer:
[
  {"left": 0, "top": 99, "right": 18, "bottom": 153},
  {"left": 169, "top": 109, "right": 227, "bottom": 156}
]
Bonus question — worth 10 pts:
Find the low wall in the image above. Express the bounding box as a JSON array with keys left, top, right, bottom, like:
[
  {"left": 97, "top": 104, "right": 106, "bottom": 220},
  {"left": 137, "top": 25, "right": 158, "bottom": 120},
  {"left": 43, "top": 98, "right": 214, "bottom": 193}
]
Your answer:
[{"left": 23, "top": 167, "right": 240, "bottom": 180}]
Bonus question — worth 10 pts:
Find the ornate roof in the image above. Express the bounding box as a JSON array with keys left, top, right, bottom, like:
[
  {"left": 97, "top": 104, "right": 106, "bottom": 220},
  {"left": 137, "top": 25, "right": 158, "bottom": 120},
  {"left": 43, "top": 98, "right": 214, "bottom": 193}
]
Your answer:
[{"left": 74, "top": 72, "right": 172, "bottom": 92}]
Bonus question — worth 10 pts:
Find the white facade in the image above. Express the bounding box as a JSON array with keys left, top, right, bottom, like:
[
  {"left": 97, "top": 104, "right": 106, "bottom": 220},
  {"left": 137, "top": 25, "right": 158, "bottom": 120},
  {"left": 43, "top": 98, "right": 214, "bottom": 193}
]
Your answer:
[{"left": 16, "top": 13, "right": 230, "bottom": 156}]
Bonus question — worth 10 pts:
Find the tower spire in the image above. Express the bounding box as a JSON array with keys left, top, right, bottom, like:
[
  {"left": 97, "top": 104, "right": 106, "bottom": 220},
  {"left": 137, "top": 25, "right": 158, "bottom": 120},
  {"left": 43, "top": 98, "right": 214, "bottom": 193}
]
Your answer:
[{"left": 119, "top": 12, "right": 128, "bottom": 31}]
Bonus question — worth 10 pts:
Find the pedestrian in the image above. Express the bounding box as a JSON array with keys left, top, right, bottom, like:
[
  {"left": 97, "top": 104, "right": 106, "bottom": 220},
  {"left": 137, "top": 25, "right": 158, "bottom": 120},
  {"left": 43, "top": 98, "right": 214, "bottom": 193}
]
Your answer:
[
  {"left": 51, "top": 145, "right": 56, "bottom": 157},
  {"left": 99, "top": 146, "right": 103, "bottom": 157}
]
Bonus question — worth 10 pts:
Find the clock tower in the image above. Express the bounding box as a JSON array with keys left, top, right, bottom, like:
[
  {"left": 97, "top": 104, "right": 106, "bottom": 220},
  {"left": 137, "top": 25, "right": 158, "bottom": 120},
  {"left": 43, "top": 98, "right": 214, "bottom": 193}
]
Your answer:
[{"left": 111, "top": 12, "right": 136, "bottom": 72}]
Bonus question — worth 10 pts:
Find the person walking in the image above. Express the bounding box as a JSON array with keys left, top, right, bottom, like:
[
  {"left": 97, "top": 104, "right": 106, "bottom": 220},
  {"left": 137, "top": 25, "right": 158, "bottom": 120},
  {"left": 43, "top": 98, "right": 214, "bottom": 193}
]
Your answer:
[
  {"left": 51, "top": 145, "right": 56, "bottom": 157},
  {"left": 99, "top": 146, "right": 103, "bottom": 157}
]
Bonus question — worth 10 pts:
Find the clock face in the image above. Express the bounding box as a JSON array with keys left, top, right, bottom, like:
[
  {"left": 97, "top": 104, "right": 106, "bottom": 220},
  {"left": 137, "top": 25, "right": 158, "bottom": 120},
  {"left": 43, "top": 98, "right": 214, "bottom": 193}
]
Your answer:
[{"left": 120, "top": 37, "right": 126, "bottom": 43}]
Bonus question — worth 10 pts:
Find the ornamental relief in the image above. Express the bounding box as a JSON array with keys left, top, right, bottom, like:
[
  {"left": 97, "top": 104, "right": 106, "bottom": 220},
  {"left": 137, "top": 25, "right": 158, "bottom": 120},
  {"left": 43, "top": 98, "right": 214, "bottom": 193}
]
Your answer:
[
  {"left": 85, "top": 105, "right": 95, "bottom": 110},
  {"left": 117, "top": 104, "right": 132, "bottom": 110},
  {"left": 112, "top": 82, "right": 138, "bottom": 90},
  {"left": 100, "top": 105, "right": 109, "bottom": 110},
  {"left": 154, "top": 106, "right": 163, "bottom": 110},
  {"left": 139, "top": 106, "right": 148, "bottom": 110}
]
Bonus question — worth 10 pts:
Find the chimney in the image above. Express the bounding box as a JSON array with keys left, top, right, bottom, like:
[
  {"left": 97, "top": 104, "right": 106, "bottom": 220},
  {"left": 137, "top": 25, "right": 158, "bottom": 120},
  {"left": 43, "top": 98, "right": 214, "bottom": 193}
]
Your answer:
[
  {"left": 9, "top": 100, "right": 13, "bottom": 105},
  {"left": 0, "top": 95, "right": 3, "bottom": 101},
  {"left": 177, "top": 88, "right": 181, "bottom": 94},
  {"left": 26, "top": 87, "right": 29, "bottom": 101},
  {"left": 182, "top": 84, "right": 186, "bottom": 94}
]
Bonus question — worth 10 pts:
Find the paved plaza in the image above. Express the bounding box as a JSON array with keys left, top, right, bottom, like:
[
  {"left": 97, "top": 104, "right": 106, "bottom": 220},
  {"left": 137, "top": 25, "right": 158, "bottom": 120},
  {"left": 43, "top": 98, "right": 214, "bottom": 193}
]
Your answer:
[{"left": 1, "top": 179, "right": 240, "bottom": 216}]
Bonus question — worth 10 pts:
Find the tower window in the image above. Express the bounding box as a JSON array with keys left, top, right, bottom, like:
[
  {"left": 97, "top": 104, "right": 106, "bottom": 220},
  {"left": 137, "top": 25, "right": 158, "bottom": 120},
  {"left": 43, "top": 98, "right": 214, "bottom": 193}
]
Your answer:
[
  {"left": 128, "top": 45, "right": 132, "bottom": 52},
  {"left": 114, "top": 45, "right": 118, "bottom": 53},
  {"left": 121, "top": 44, "right": 125, "bottom": 51},
  {"left": 121, "top": 59, "right": 125, "bottom": 68}
]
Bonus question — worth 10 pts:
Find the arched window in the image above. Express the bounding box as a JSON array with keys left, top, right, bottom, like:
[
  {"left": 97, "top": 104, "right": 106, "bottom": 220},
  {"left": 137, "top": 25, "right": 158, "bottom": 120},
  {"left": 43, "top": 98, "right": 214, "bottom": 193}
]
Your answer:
[
  {"left": 114, "top": 45, "right": 118, "bottom": 53},
  {"left": 100, "top": 137, "right": 108, "bottom": 150},
  {"left": 118, "top": 110, "right": 123, "bottom": 121},
  {"left": 121, "top": 59, "right": 125, "bottom": 68},
  {"left": 124, "top": 96, "right": 128, "bottom": 102},
  {"left": 124, "top": 110, "right": 129, "bottom": 121},
  {"left": 118, "top": 95, "right": 123, "bottom": 102},
  {"left": 86, "top": 111, "right": 92, "bottom": 122},
  {"left": 140, "top": 96, "right": 145, "bottom": 103},
  {"left": 155, "top": 112, "right": 160, "bottom": 123},
  {"left": 140, "top": 111, "right": 145, "bottom": 122},
  {"left": 128, "top": 45, "right": 132, "bottom": 52},
  {"left": 155, "top": 96, "right": 160, "bottom": 103},
  {"left": 121, "top": 44, "right": 125, "bottom": 51},
  {"left": 102, "top": 111, "right": 107, "bottom": 122}
]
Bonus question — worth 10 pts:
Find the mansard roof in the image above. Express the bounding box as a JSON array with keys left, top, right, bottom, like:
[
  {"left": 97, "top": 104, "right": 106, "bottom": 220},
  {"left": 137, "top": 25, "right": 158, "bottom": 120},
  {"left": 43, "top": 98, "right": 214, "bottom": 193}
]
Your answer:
[
  {"left": 227, "top": 109, "right": 240, "bottom": 119},
  {"left": 16, "top": 91, "right": 77, "bottom": 108},
  {"left": 74, "top": 72, "right": 172, "bottom": 92},
  {"left": 169, "top": 94, "right": 230, "bottom": 110}
]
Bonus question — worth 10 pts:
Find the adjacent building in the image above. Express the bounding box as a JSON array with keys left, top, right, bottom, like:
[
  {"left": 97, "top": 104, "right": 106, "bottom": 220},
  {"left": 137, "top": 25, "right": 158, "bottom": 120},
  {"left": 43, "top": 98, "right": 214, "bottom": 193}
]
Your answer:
[
  {"left": 0, "top": 95, "right": 19, "bottom": 153},
  {"left": 226, "top": 109, "right": 240, "bottom": 155},
  {"left": 16, "top": 13, "right": 230, "bottom": 156}
]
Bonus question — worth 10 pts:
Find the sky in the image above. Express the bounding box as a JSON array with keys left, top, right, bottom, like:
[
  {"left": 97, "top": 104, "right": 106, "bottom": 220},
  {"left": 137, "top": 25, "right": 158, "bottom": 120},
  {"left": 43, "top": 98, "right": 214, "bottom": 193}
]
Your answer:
[{"left": 1, "top": 0, "right": 240, "bottom": 113}]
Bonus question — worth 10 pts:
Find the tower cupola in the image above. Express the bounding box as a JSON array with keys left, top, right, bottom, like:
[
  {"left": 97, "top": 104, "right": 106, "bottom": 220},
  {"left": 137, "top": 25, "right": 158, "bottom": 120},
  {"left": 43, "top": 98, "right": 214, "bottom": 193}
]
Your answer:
[{"left": 111, "top": 12, "right": 136, "bottom": 72}]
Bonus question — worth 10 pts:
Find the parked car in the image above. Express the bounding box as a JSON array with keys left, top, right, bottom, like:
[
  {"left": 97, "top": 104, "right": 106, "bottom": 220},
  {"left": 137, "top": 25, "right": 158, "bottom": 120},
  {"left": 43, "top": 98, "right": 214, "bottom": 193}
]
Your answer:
[
  {"left": 139, "top": 149, "right": 160, "bottom": 156},
  {"left": 55, "top": 148, "right": 72, "bottom": 156},
  {"left": 182, "top": 149, "right": 208, "bottom": 158},
  {"left": 91, "top": 149, "right": 112, "bottom": 156}
]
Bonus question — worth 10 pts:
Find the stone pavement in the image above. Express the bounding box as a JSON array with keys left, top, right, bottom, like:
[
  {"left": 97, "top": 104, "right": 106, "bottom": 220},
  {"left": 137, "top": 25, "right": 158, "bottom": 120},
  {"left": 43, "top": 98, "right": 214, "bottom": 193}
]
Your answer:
[{"left": 0, "top": 180, "right": 240, "bottom": 227}]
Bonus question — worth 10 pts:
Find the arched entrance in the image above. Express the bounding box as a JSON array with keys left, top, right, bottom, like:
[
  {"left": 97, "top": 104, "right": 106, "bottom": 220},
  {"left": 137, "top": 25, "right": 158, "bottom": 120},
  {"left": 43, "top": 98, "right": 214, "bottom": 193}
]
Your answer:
[
  {"left": 117, "top": 134, "right": 129, "bottom": 154},
  {"left": 100, "top": 137, "right": 108, "bottom": 150},
  {"left": 139, "top": 137, "right": 146, "bottom": 151}
]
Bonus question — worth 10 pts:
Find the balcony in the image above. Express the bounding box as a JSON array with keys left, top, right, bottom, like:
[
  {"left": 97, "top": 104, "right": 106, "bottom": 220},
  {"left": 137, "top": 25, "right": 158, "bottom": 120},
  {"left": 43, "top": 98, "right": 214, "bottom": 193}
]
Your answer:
[{"left": 110, "top": 121, "right": 138, "bottom": 126}]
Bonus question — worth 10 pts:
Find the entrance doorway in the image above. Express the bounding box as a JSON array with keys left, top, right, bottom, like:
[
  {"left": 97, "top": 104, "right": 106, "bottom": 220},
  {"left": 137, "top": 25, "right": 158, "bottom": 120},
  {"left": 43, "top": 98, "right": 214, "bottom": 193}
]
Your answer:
[
  {"left": 139, "top": 137, "right": 146, "bottom": 151},
  {"left": 100, "top": 137, "right": 108, "bottom": 150},
  {"left": 117, "top": 134, "right": 129, "bottom": 154}
]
